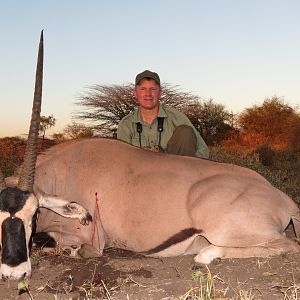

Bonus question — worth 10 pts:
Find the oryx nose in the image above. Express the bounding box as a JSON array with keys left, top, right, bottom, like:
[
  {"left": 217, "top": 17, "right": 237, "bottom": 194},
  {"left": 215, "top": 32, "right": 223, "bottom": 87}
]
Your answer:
[{"left": 0, "top": 269, "right": 31, "bottom": 281}]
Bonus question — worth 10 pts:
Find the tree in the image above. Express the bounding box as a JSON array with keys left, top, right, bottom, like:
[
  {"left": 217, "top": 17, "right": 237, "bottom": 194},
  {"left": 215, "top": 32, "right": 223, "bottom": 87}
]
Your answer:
[
  {"left": 63, "top": 122, "right": 94, "bottom": 139},
  {"left": 74, "top": 83, "right": 235, "bottom": 145},
  {"left": 183, "top": 99, "right": 235, "bottom": 145},
  {"left": 51, "top": 133, "right": 66, "bottom": 143},
  {"left": 74, "top": 83, "right": 198, "bottom": 137},
  {"left": 0, "top": 137, "right": 26, "bottom": 176},
  {"left": 39, "top": 115, "right": 56, "bottom": 139},
  {"left": 237, "top": 96, "right": 300, "bottom": 149}
]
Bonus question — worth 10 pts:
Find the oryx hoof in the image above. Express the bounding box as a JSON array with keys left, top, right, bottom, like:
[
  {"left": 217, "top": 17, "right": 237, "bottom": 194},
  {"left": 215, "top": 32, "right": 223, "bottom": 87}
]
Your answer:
[
  {"left": 78, "top": 244, "right": 102, "bottom": 258},
  {"left": 193, "top": 245, "right": 223, "bottom": 265}
]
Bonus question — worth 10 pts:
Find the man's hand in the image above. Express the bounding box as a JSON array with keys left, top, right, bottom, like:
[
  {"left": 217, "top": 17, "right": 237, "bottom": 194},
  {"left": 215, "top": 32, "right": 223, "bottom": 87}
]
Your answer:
[{"left": 143, "top": 145, "right": 165, "bottom": 153}]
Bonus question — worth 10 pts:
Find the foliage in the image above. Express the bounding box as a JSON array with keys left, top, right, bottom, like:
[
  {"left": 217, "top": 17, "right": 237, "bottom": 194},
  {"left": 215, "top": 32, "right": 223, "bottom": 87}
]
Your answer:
[
  {"left": 288, "top": 119, "right": 300, "bottom": 150},
  {"left": 0, "top": 137, "right": 55, "bottom": 177},
  {"left": 74, "top": 84, "right": 135, "bottom": 137},
  {"left": 237, "top": 96, "right": 300, "bottom": 150},
  {"left": 210, "top": 145, "right": 300, "bottom": 203},
  {"left": 39, "top": 115, "right": 56, "bottom": 139},
  {"left": 180, "top": 269, "right": 215, "bottom": 300},
  {"left": 0, "top": 137, "right": 26, "bottom": 177},
  {"left": 255, "top": 145, "right": 274, "bottom": 166},
  {"left": 51, "top": 133, "right": 66, "bottom": 143},
  {"left": 74, "top": 83, "right": 201, "bottom": 137},
  {"left": 63, "top": 122, "right": 94, "bottom": 139},
  {"left": 183, "top": 99, "right": 236, "bottom": 145}
]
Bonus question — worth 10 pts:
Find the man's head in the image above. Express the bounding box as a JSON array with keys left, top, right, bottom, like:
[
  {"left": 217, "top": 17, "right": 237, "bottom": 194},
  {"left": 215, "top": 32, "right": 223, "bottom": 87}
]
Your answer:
[
  {"left": 134, "top": 70, "right": 162, "bottom": 111},
  {"left": 135, "top": 70, "right": 160, "bottom": 87}
]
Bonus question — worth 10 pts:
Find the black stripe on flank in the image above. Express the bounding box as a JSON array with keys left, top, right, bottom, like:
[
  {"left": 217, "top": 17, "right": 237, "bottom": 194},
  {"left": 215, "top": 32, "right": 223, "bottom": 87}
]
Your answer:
[{"left": 142, "top": 228, "right": 202, "bottom": 255}]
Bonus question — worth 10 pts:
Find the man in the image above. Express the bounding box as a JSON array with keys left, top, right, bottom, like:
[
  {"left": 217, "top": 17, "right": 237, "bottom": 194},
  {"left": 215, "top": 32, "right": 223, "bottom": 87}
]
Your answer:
[{"left": 117, "top": 70, "right": 209, "bottom": 158}]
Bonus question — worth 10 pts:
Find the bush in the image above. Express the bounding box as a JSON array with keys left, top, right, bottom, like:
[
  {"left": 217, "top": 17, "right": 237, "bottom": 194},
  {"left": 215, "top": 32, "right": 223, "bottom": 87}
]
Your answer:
[
  {"left": 210, "top": 145, "right": 300, "bottom": 203},
  {"left": 255, "top": 145, "right": 274, "bottom": 166},
  {"left": 0, "top": 137, "right": 26, "bottom": 177},
  {"left": 0, "top": 137, "right": 56, "bottom": 177}
]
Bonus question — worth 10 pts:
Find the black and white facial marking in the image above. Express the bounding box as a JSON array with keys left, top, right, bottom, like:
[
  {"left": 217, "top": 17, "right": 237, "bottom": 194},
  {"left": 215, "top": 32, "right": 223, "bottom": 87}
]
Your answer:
[{"left": 0, "top": 187, "right": 39, "bottom": 280}]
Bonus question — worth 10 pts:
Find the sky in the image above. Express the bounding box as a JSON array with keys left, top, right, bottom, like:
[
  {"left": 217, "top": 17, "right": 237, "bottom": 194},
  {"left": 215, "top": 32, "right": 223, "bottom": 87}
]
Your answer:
[{"left": 1, "top": 0, "right": 300, "bottom": 137}]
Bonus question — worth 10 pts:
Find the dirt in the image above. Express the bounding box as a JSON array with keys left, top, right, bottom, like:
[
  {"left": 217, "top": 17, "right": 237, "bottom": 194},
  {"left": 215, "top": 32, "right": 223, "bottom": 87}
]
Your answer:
[{"left": 1, "top": 245, "right": 300, "bottom": 300}]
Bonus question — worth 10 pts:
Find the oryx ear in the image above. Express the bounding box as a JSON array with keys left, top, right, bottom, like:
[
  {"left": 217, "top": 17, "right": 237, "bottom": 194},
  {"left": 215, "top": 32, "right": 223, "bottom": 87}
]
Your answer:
[
  {"left": 18, "top": 30, "right": 44, "bottom": 192},
  {"left": 35, "top": 187, "right": 92, "bottom": 225}
]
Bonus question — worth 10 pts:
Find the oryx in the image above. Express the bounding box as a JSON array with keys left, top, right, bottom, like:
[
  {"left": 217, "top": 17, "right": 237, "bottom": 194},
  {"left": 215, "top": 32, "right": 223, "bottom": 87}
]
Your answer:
[{"left": 1, "top": 32, "right": 300, "bottom": 282}]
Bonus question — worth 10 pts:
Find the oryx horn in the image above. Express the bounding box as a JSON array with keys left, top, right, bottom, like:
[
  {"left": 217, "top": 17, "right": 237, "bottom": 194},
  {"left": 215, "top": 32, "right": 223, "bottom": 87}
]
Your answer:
[{"left": 18, "top": 30, "right": 44, "bottom": 192}]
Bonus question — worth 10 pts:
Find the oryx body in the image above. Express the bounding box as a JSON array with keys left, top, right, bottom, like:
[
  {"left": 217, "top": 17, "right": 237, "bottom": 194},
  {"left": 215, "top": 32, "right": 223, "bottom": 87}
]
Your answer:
[{"left": 34, "top": 137, "right": 300, "bottom": 264}]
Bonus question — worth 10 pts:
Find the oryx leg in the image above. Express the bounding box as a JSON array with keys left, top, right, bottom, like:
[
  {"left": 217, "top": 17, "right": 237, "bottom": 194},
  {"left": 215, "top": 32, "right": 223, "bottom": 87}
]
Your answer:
[
  {"left": 194, "top": 236, "right": 300, "bottom": 265},
  {"left": 185, "top": 235, "right": 211, "bottom": 255},
  {"left": 292, "top": 215, "right": 300, "bottom": 239}
]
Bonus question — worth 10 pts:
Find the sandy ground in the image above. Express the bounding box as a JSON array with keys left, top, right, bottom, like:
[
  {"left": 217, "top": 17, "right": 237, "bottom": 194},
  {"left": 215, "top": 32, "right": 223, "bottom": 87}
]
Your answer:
[{"left": 1, "top": 245, "right": 300, "bottom": 300}]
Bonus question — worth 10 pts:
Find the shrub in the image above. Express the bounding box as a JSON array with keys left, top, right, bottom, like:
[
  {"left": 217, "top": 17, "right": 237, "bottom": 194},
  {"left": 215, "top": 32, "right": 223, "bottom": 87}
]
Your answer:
[
  {"left": 210, "top": 145, "right": 300, "bottom": 203},
  {"left": 0, "top": 137, "right": 56, "bottom": 177}
]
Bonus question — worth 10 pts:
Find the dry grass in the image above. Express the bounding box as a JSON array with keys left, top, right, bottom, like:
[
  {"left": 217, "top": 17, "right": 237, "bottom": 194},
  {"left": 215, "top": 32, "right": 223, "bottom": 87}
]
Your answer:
[{"left": 179, "top": 267, "right": 216, "bottom": 300}]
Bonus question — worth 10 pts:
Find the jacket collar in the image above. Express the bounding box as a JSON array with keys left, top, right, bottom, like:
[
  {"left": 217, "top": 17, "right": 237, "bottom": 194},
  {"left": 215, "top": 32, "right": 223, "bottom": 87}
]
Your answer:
[{"left": 132, "top": 104, "right": 168, "bottom": 123}]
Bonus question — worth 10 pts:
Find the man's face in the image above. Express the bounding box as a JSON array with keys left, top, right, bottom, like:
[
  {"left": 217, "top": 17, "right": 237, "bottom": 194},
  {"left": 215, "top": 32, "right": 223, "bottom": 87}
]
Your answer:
[{"left": 134, "top": 79, "right": 162, "bottom": 110}]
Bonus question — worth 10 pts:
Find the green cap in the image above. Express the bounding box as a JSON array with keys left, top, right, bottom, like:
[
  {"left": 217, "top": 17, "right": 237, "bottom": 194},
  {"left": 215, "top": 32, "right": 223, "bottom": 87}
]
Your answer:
[{"left": 135, "top": 70, "right": 160, "bottom": 86}]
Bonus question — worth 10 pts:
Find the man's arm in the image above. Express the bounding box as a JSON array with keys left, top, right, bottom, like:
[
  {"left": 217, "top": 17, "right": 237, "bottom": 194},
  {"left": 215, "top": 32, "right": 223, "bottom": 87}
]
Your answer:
[
  {"left": 194, "top": 132, "right": 209, "bottom": 159},
  {"left": 185, "top": 118, "right": 209, "bottom": 159},
  {"left": 117, "top": 118, "right": 132, "bottom": 144}
]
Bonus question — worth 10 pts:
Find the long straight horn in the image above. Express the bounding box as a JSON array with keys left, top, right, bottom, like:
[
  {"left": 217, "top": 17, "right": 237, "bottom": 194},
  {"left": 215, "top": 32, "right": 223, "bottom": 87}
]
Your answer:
[
  {"left": 18, "top": 30, "right": 44, "bottom": 192},
  {"left": 0, "top": 170, "right": 6, "bottom": 193}
]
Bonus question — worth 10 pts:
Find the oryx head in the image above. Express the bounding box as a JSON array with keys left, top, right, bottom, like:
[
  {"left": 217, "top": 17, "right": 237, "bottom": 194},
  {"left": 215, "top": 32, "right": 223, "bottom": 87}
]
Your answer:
[{"left": 0, "top": 31, "right": 44, "bottom": 280}]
